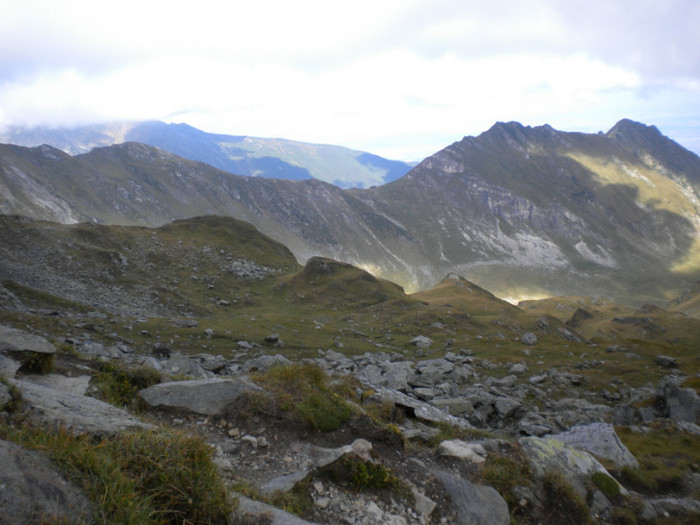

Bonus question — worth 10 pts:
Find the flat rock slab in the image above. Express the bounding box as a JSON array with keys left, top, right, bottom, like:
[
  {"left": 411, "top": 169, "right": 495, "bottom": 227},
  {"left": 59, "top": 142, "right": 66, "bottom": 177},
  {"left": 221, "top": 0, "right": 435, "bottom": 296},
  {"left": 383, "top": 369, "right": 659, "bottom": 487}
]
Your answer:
[
  {"left": 369, "top": 385, "right": 472, "bottom": 428},
  {"left": 0, "top": 324, "right": 56, "bottom": 354},
  {"left": 20, "top": 373, "right": 92, "bottom": 396},
  {"left": 12, "top": 378, "right": 151, "bottom": 435},
  {"left": 0, "top": 438, "right": 93, "bottom": 524},
  {"left": 433, "top": 469, "right": 509, "bottom": 525},
  {"left": 235, "top": 495, "right": 321, "bottom": 525},
  {"left": 139, "top": 376, "right": 261, "bottom": 416},
  {"left": 548, "top": 422, "right": 639, "bottom": 469}
]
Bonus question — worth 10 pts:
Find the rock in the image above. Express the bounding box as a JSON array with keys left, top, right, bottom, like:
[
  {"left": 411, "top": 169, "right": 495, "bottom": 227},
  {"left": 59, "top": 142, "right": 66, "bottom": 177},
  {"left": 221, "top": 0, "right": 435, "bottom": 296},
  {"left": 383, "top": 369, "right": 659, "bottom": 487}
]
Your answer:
[
  {"left": 0, "top": 382, "right": 11, "bottom": 407},
  {"left": 78, "top": 340, "right": 124, "bottom": 359},
  {"left": 170, "top": 318, "right": 199, "bottom": 328},
  {"left": 192, "top": 353, "right": 228, "bottom": 373},
  {"left": 519, "top": 436, "right": 623, "bottom": 500},
  {"left": 528, "top": 374, "right": 547, "bottom": 385},
  {"left": 0, "top": 353, "right": 21, "bottom": 379},
  {"left": 493, "top": 396, "right": 522, "bottom": 418},
  {"left": 413, "top": 358, "right": 454, "bottom": 384},
  {"left": 548, "top": 422, "right": 639, "bottom": 469},
  {"left": 509, "top": 362, "right": 528, "bottom": 374},
  {"left": 409, "top": 335, "right": 433, "bottom": 349},
  {"left": 163, "top": 354, "right": 208, "bottom": 378},
  {"left": 520, "top": 332, "right": 537, "bottom": 345},
  {"left": 140, "top": 376, "right": 261, "bottom": 416},
  {"left": 204, "top": 328, "right": 214, "bottom": 339},
  {"left": 657, "top": 377, "right": 700, "bottom": 423},
  {"left": 20, "top": 373, "right": 91, "bottom": 396},
  {"left": 12, "top": 378, "right": 151, "bottom": 435},
  {"left": 557, "top": 327, "right": 582, "bottom": 343},
  {"left": 438, "top": 440, "right": 487, "bottom": 463},
  {"left": 369, "top": 385, "right": 472, "bottom": 428},
  {"left": 0, "top": 324, "right": 56, "bottom": 355},
  {"left": 235, "top": 495, "right": 322, "bottom": 524},
  {"left": 237, "top": 340, "right": 253, "bottom": 349},
  {"left": 413, "top": 387, "right": 435, "bottom": 400},
  {"left": 654, "top": 355, "right": 677, "bottom": 368},
  {"left": 434, "top": 469, "right": 510, "bottom": 525},
  {"left": 0, "top": 439, "right": 93, "bottom": 524},
  {"left": 518, "top": 411, "right": 556, "bottom": 436},
  {"left": 242, "top": 353, "right": 292, "bottom": 373},
  {"left": 152, "top": 342, "right": 171, "bottom": 358},
  {"left": 265, "top": 333, "right": 280, "bottom": 343},
  {"left": 431, "top": 398, "right": 474, "bottom": 416},
  {"left": 411, "top": 487, "right": 437, "bottom": 517}
]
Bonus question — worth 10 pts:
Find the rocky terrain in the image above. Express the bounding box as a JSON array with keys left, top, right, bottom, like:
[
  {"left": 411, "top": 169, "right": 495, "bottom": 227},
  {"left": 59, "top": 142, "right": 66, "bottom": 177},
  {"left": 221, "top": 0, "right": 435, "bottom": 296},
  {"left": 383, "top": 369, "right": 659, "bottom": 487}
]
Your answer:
[
  {"left": 2, "top": 119, "right": 699, "bottom": 305},
  {"left": 1, "top": 215, "right": 699, "bottom": 524}
]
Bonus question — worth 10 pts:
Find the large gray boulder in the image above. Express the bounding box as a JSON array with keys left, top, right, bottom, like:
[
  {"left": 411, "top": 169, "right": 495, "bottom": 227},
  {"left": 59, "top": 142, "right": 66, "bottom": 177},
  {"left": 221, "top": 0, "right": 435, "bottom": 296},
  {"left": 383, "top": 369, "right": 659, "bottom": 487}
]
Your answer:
[
  {"left": 12, "top": 378, "right": 151, "bottom": 435},
  {"left": 139, "top": 376, "right": 261, "bottom": 416},
  {"left": 519, "top": 436, "right": 623, "bottom": 501},
  {"left": 658, "top": 377, "right": 700, "bottom": 423},
  {"left": 0, "top": 439, "right": 93, "bottom": 524},
  {"left": 548, "top": 422, "right": 639, "bottom": 469},
  {"left": 434, "top": 469, "right": 509, "bottom": 525},
  {"left": 0, "top": 324, "right": 56, "bottom": 355},
  {"left": 369, "top": 385, "right": 472, "bottom": 428}
]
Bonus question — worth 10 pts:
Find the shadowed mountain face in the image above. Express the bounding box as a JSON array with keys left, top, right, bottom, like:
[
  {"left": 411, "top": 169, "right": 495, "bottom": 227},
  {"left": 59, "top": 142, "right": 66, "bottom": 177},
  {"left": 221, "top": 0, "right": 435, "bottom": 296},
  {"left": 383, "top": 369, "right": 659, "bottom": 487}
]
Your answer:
[
  {"left": 0, "top": 121, "right": 415, "bottom": 188},
  {"left": 1, "top": 119, "right": 699, "bottom": 306}
]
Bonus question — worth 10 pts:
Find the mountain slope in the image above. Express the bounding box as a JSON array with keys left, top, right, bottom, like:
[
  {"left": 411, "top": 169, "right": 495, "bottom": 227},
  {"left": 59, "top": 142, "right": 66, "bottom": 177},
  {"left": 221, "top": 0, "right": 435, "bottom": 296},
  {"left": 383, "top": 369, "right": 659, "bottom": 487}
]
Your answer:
[
  {"left": 0, "top": 121, "right": 415, "bottom": 188},
  {"left": 1, "top": 119, "right": 699, "bottom": 306}
]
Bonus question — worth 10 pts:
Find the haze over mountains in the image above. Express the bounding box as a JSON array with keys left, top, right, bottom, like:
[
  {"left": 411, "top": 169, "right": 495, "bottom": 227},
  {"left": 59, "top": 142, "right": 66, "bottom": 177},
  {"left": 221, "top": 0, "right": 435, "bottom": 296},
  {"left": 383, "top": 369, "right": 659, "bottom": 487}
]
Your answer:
[
  {"left": 0, "top": 121, "right": 415, "bottom": 189},
  {"left": 1, "top": 119, "right": 699, "bottom": 307}
]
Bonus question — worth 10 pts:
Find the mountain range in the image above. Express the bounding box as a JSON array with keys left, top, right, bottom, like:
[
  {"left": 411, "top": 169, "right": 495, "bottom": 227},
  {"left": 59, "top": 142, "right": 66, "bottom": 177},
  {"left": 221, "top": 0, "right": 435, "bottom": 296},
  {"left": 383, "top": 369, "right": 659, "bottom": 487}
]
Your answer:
[
  {"left": 1, "top": 118, "right": 699, "bottom": 307},
  {"left": 0, "top": 121, "right": 415, "bottom": 188}
]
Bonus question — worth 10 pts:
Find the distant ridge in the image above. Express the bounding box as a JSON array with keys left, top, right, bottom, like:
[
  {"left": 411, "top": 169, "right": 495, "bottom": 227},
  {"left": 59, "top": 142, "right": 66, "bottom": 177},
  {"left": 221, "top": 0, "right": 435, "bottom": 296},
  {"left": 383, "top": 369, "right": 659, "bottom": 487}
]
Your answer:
[
  {"left": 0, "top": 120, "right": 416, "bottom": 188},
  {"left": 1, "top": 119, "right": 698, "bottom": 306}
]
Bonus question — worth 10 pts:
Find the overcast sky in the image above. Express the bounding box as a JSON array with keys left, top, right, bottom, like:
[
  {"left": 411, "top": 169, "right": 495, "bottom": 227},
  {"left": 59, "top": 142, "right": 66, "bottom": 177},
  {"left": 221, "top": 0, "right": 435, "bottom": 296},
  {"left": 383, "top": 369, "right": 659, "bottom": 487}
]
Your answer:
[{"left": 1, "top": 0, "right": 699, "bottom": 161}]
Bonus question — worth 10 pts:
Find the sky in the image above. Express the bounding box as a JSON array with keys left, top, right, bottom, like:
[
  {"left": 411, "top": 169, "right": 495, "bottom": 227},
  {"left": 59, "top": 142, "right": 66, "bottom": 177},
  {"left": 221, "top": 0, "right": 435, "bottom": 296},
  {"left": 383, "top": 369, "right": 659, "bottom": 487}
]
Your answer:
[{"left": 1, "top": 0, "right": 699, "bottom": 162}]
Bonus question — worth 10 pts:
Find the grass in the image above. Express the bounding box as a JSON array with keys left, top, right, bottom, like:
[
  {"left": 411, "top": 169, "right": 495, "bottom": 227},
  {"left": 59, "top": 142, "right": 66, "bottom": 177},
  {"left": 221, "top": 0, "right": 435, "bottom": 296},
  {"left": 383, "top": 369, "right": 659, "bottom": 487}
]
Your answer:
[
  {"left": 542, "top": 471, "right": 590, "bottom": 524},
  {"left": 252, "top": 363, "right": 355, "bottom": 432},
  {"left": 615, "top": 421, "right": 700, "bottom": 496},
  {"left": 0, "top": 423, "right": 233, "bottom": 525},
  {"left": 91, "top": 362, "right": 162, "bottom": 411}
]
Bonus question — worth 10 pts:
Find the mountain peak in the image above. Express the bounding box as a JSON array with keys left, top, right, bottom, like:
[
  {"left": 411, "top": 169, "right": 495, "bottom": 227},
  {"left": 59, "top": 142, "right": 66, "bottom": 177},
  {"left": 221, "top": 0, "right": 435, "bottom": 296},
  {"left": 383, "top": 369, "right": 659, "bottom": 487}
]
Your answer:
[{"left": 606, "top": 119, "right": 662, "bottom": 141}]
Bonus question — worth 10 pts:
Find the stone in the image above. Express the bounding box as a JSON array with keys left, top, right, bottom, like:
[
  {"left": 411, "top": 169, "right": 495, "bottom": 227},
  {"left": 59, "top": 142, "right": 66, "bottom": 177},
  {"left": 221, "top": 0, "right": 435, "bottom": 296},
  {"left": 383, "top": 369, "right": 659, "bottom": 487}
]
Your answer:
[
  {"left": 409, "top": 335, "right": 433, "bottom": 349},
  {"left": 493, "top": 396, "right": 522, "bottom": 418},
  {"left": 370, "top": 386, "right": 472, "bottom": 428},
  {"left": 242, "top": 353, "right": 292, "bottom": 373},
  {"left": 0, "top": 353, "right": 21, "bottom": 379},
  {"left": 528, "top": 374, "right": 547, "bottom": 384},
  {"left": 548, "top": 422, "right": 639, "bottom": 469},
  {"left": 520, "top": 332, "right": 537, "bottom": 345},
  {"left": 20, "top": 373, "right": 91, "bottom": 396},
  {"left": 434, "top": 469, "right": 509, "bottom": 525},
  {"left": 78, "top": 341, "right": 123, "bottom": 359},
  {"left": 163, "top": 354, "right": 208, "bottom": 378},
  {"left": 431, "top": 398, "right": 474, "bottom": 416},
  {"left": 265, "top": 333, "right": 280, "bottom": 343},
  {"left": 509, "top": 362, "right": 528, "bottom": 374},
  {"left": 414, "top": 358, "right": 454, "bottom": 384},
  {"left": 139, "top": 376, "right": 261, "bottom": 416},
  {"left": 0, "top": 439, "right": 93, "bottom": 524},
  {"left": 411, "top": 487, "right": 437, "bottom": 517},
  {"left": 0, "top": 382, "right": 11, "bottom": 407},
  {"left": 654, "top": 355, "right": 677, "bottom": 368},
  {"left": 152, "top": 342, "right": 171, "bottom": 358},
  {"left": 519, "top": 436, "right": 624, "bottom": 500},
  {"left": 438, "top": 440, "right": 487, "bottom": 463},
  {"left": 0, "top": 324, "right": 56, "bottom": 355},
  {"left": 12, "top": 378, "right": 151, "bottom": 435},
  {"left": 658, "top": 377, "right": 700, "bottom": 423},
  {"left": 235, "top": 495, "right": 322, "bottom": 524}
]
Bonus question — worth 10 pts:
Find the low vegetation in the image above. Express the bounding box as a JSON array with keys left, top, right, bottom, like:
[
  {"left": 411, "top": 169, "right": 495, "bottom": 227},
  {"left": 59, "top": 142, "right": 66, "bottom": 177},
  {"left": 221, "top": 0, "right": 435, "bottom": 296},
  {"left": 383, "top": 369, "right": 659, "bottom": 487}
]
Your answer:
[
  {"left": 0, "top": 423, "right": 233, "bottom": 525},
  {"left": 91, "top": 362, "right": 161, "bottom": 411}
]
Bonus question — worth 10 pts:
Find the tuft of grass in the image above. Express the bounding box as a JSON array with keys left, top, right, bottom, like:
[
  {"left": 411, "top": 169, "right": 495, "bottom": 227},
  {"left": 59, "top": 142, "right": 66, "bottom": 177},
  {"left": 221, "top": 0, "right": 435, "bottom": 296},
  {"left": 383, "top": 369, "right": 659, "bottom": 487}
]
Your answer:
[
  {"left": 542, "top": 471, "right": 590, "bottom": 524},
  {"left": 478, "top": 449, "right": 532, "bottom": 508},
  {"left": 17, "top": 350, "right": 55, "bottom": 374},
  {"left": 0, "top": 423, "right": 233, "bottom": 525},
  {"left": 321, "top": 456, "right": 406, "bottom": 493},
  {"left": 615, "top": 422, "right": 699, "bottom": 495},
  {"left": 91, "top": 362, "right": 161, "bottom": 411},
  {"left": 233, "top": 479, "right": 313, "bottom": 519},
  {"left": 591, "top": 471, "right": 620, "bottom": 499},
  {"left": 253, "top": 363, "right": 354, "bottom": 432},
  {"left": 0, "top": 376, "right": 22, "bottom": 413}
]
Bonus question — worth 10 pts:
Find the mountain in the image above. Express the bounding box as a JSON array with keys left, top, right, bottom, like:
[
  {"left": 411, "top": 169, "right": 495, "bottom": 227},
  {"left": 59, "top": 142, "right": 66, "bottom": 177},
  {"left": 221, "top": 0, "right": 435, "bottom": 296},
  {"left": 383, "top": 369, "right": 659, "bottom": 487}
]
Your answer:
[
  {"left": 0, "top": 121, "right": 415, "bottom": 188},
  {"left": 1, "top": 119, "right": 699, "bottom": 306}
]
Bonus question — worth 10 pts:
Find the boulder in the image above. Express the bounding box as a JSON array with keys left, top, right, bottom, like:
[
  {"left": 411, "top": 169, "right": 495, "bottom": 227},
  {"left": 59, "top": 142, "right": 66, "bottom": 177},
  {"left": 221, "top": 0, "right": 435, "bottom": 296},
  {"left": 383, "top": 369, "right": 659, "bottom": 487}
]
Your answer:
[
  {"left": 0, "top": 353, "right": 21, "bottom": 379},
  {"left": 409, "top": 335, "right": 433, "bottom": 349},
  {"left": 242, "top": 353, "right": 292, "bottom": 373},
  {"left": 520, "top": 332, "right": 537, "bottom": 345},
  {"left": 434, "top": 469, "right": 509, "bottom": 525},
  {"left": 19, "top": 373, "right": 91, "bottom": 396},
  {"left": 658, "top": 377, "right": 700, "bottom": 423},
  {"left": 162, "top": 354, "right": 208, "bottom": 378},
  {"left": 0, "top": 324, "right": 56, "bottom": 356},
  {"left": 519, "top": 436, "right": 623, "bottom": 500},
  {"left": 413, "top": 358, "right": 454, "bottom": 384},
  {"left": 0, "top": 439, "right": 93, "bottom": 524},
  {"left": 235, "top": 495, "right": 322, "bottom": 524},
  {"left": 12, "top": 378, "right": 151, "bottom": 435},
  {"left": 139, "top": 376, "right": 261, "bottom": 416},
  {"left": 548, "top": 422, "right": 639, "bottom": 469},
  {"left": 438, "top": 440, "right": 487, "bottom": 463},
  {"left": 369, "top": 386, "right": 472, "bottom": 428}
]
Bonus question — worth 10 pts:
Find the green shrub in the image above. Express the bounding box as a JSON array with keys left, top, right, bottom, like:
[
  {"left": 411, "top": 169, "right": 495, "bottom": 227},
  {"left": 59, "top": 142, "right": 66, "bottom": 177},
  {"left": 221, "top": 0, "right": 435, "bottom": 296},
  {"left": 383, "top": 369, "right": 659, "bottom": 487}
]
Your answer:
[
  {"left": 92, "top": 362, "right": 161, "bottom": 410},
  {"left": 1, "top": 423, "right": 232, "bottom": 525},
  {"left": 254, "top": 363, "right": 353, "bottom": 432},
  {"left": 17, "top": 350, "right": 55, "bottom": 374},
  {"left": 542, "top": 471, "right": 589, "bottom": 524},
  {"left": 322, "top": 456, "right": 404, "bottom": 492},
  {"left": 479, "top": 452, "right": 531, "bottom": 506}
]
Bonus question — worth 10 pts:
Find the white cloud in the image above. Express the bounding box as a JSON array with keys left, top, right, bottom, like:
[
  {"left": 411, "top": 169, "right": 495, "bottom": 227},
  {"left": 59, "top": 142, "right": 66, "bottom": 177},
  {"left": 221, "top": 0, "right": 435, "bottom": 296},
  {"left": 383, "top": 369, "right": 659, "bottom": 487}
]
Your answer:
[{"left": 0, "top": 0, "right": 698, "bottom": 159}]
